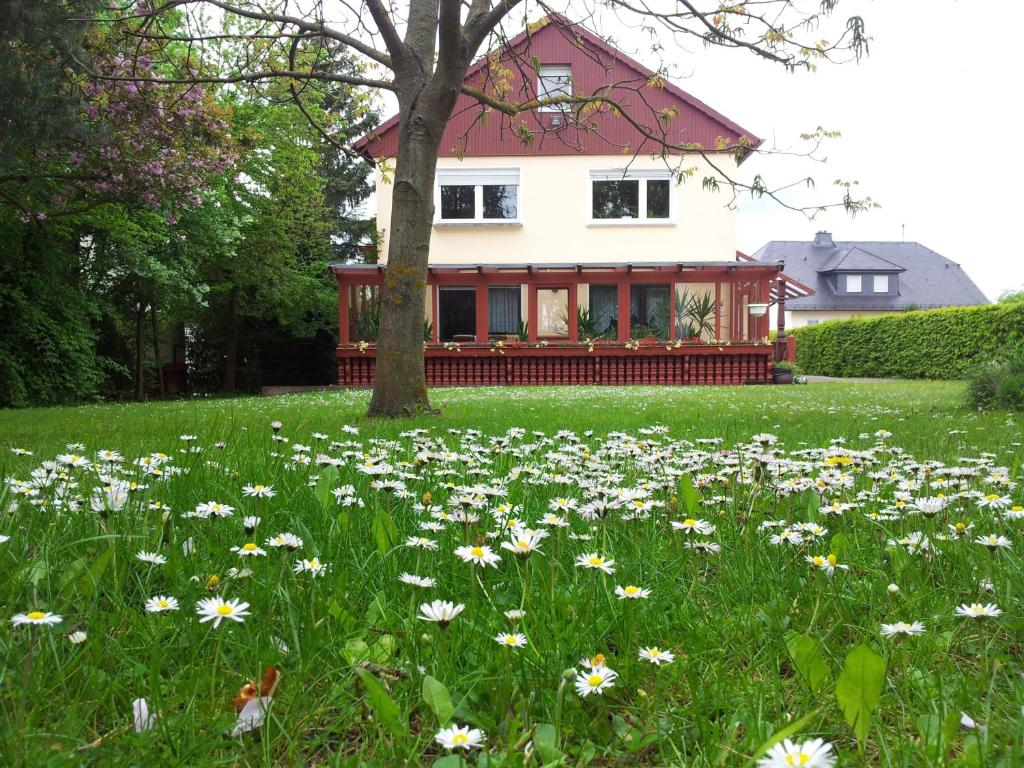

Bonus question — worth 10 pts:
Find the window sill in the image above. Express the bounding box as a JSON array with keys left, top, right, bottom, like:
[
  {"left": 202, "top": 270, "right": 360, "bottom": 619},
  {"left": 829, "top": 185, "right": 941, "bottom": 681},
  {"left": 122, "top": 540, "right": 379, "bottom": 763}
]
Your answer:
[
  {"left": 434, "top": 221, "right": 523, "bottom": 228},
  {"left": 586, "top": 220, "right": 675, "bottom": 228}
]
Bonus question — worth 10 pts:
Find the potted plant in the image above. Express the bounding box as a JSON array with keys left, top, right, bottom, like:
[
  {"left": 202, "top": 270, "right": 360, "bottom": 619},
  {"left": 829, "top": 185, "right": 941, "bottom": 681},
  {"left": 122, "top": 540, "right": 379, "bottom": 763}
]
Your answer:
[{"left": 772, "top": 361, "right": 797, "bottom": 384}]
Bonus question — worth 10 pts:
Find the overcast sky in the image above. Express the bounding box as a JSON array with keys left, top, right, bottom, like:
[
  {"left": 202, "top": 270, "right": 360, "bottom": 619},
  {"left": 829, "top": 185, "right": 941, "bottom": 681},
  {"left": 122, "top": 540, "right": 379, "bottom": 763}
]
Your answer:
[
  {"left": 355, "top": 1, "right": 1019, "bottom": 299},
  {"left": 633, "top": 0, "right": 1021, "bottom": 300}
]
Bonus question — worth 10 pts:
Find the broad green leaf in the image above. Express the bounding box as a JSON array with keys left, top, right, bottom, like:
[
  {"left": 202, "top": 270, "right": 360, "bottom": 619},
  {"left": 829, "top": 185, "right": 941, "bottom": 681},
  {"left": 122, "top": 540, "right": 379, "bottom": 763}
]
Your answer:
[
  {"left": 830, "top": 533, "right": 849, "bottom": 559},
  {"left": 343, "top": 638, "right": 370, "bottom": 665},
  {"left": 786, "top": 633, "right": 829, "bottom": 693},
  {"left": 422, "top": 675, "right": 455, "bottom": 726},
  {"left": 749, "top": 710, "right": 820, "bottom": 762},
  {"left": 432, "top": 756, "right": 463, "bottom": 768},
  {"left": 835, "top": 644, "right": 885, "bottom": 743},
  {"left": 56, "top": 555, "right": 90, "bottom": 594},
  {"left": 533, "top": 723, "right": 561, "bottom": 764},
  {"left": 355, "top": 668, "right": 407, "bottom": 741},
  {"left": 314, "top": 466, "right": 339, "bottom": 509},
  {"left": 372, "top": 509, "right": 397, "bottom": 554},
  {"left": 63, "top": 547, "right": 115, "bottom": 600},
  {"left": 369, "top": 634, "right": 396, "bottom": 664},
  {"left": 679, "top": 475, "right": 700, "bottom": 516}
]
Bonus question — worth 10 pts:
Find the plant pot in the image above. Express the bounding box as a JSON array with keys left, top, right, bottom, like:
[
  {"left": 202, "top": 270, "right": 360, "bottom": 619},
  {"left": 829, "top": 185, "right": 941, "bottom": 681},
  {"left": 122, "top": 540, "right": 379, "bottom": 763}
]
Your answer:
[{"left": 772, "top": 370, "right": 794, "bottom": 384}]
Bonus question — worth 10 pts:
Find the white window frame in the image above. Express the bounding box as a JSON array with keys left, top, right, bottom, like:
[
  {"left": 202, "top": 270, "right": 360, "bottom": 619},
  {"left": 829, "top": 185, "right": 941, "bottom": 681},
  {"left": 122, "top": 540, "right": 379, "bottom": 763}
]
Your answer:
[
  {"left": 537, "top": 64, "right": 572, "bottom": 112},
  {"left": 588, "top": 169, "right": 673, "bottom": 225},
  {"left": 873, "top": 274, "right": 889, "bottom": 293},
  {"left": 434, "top": 167, "right": 521, "bottom": 225},
  {"left": 846, "top": 274, "right": 862, "bottom": 293}
]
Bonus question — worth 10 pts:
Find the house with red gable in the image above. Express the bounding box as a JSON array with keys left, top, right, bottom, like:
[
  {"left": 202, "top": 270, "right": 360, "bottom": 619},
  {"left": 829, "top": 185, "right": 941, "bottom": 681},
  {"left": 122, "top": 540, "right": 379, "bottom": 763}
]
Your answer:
[{"left": 332, "top": 14, "right": 810, "bottom": 387}]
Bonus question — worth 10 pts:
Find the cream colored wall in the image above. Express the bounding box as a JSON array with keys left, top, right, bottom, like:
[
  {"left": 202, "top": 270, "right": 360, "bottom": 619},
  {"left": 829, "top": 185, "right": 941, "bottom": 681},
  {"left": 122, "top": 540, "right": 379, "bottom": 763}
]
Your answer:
[
  {"left": 375, "top": 154, "right": 738, "bottom": 265},
  {"left": 785, "top": 309, "right": 900, "bottom": 328}
]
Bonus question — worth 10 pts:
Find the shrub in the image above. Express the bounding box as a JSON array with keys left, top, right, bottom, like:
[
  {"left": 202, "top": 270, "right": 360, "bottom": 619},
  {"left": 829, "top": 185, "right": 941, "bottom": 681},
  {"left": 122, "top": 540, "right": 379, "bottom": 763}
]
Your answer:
[
  {"left": 793, "top": 303, "right": 1024, "bottom": 380},
  {"left": 967, "top": 344, "right": 1024, "bottom": 410}
]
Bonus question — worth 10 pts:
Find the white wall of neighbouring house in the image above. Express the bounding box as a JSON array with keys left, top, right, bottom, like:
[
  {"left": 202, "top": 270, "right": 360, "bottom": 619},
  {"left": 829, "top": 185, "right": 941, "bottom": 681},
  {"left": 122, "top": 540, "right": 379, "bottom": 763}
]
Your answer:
[
  {"left": 373, "top": 154, "right": 739, "bottom": 265},
  {"left": 785, "top": 309, "right": 900, "bottom": 328}
]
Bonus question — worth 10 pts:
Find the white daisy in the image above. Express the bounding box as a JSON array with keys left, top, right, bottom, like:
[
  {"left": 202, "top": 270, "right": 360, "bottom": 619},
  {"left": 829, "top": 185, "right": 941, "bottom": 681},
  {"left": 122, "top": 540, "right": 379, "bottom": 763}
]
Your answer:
[
  {"left": 435, "top": 724, "right": 485, "bottom": 751},
  {"left": 11, "top": 610, "right": 63, "bottom": 626},
  {"left": 136, "top": 550, "right": 167, "bottom": 566},
  {"left": 955, "top": 603, "right": 1003, "bottom": 618},
  {"left": 196, "top": 597, "right": 251, "bottom": 627},
  {"left": 574, "top": 665, "right": 618, "bottom": 697},
  {"left": 145, "top": 595, "right": 180, "bottom": 613},
  {"left": 638, "top": 646, "right": 675, "bottom": 665},
  {"left": 494, "top": 632, "right": 527, "bottom": 648},
  {"left": 399, "top": 573, "right": 436, "bottom": 588},
  {"left": 757, "top": 738, "right": 835, "bottom": 768},
  {"left": 880, "top": 621, "right": 925, "bottom": 637},
  {"left": 242, "top": 484, "right": 276, "bottom": 498},
  {"left": 454, "top": 544, "right": 501, "bottom": 567},
  {"left": 231, "top": 542, "right": 267, "bottom": 557},
  {"left": 418, "top": 600, "right": 464, "bottom": 627},
  {"left": 615, "top": 585, "right": 651, "bottom": 600},
  {"left": 575, "top": 553, "right": 616, "bottom": 574}
]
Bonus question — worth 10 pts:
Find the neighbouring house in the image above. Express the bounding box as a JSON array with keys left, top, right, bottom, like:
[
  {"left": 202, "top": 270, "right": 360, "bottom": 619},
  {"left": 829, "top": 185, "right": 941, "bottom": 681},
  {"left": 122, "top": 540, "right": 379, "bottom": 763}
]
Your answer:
[
  {"left": 752, "top": 232, "right": 989, "bottom": 328},
  {"left": 331, "top": 14, "right": 803, "bottom": 387}
]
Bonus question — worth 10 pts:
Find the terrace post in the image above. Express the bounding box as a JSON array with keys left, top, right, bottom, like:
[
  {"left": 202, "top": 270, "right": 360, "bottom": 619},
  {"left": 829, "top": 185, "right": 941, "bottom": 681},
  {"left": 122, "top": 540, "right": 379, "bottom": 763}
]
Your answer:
[
  {"left": 338, "top": 276, "right": 350, "bottom": 345},
  {"left": 475, "top": 280, "right": 489, "bottom": 343},
  {"left": 616, "top": 277, "right": 630, "bottom": 342},
  {"left": 430, "top": 283, "right": 439, "bottom": 343},
  {"left": 568, "top": 282, "right": 579, "bottom": 342},
  {"left": 668, "top": 281, "right": 677, "bottom": 341},
  {"left": 527, "top": 285, "right": 538, "bottom": 343},
  {"left": 776, "top": 277, "right": 787, "bottom": 339}
]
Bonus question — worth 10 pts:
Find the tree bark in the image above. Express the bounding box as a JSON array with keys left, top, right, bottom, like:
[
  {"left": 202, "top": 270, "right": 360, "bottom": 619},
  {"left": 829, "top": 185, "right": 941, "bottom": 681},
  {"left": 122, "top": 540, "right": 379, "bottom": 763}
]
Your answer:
[
  {"left": 224, "top": 286, "right": 239, "bottom": 394},
  {"left": 151, "top": 303, "right": 165, "bottom": 397},
  {"left": 368, "top": 114, "right": 442, "bottom": 416},
  {"left": 134, "top": 301, "right": 146, "bottom": 401}
]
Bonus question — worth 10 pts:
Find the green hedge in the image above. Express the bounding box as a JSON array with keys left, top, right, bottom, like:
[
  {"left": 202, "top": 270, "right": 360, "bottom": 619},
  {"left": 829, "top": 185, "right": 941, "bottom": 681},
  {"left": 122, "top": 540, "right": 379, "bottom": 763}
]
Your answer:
[{"left": 794, "top": 303, "right": 1022, "bottom": 379}]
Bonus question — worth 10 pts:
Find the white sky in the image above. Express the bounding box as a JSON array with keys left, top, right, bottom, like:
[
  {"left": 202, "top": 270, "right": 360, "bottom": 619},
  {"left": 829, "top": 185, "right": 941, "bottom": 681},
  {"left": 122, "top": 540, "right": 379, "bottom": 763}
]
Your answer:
[{"left": 354, "top": 1, "right": 1021, "bottom": 299}]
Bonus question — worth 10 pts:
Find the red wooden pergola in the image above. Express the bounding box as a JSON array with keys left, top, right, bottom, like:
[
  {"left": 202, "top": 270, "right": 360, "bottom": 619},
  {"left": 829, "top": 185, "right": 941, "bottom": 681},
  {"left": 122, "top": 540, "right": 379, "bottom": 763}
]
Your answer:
[{"left": 331, "top": 261, "right": 789, "bottom": 387}]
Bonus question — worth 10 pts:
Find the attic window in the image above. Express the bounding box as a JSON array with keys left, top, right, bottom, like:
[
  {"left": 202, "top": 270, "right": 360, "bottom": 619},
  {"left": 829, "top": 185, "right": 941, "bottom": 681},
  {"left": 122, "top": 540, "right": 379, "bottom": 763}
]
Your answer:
[
  {"left": 846, "top": 274, "right": 862, "bottom": 293},
  {"left": 538, "top": 65, "right": 572, "bottom": 112},
  {"left": 873, "top": 274, "right": 889, "bottom": 293}
]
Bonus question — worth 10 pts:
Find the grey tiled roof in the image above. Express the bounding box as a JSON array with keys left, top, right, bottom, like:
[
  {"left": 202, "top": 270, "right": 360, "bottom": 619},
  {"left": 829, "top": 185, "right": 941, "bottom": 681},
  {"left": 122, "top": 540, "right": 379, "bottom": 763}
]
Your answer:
[{"left": 752, "top": 235, "right": 989, "bottom": 311}]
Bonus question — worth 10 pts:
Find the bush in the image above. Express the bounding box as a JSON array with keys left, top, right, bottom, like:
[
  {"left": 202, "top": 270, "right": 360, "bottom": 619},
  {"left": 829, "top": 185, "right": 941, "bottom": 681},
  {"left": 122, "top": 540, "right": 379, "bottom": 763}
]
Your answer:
[
  {"left": 967, "top": 344, "right": 1024, "bottom": 410},
  {"left": 793, "top": 303, "right": 1023, "bottom": 380}
]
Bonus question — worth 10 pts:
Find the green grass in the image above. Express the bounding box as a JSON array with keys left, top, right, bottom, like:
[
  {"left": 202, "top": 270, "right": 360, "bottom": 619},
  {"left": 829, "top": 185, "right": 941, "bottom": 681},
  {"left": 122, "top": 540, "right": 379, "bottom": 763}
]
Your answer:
[{"left": 1, "top": 381, "right": 1022, "bottom": 767}]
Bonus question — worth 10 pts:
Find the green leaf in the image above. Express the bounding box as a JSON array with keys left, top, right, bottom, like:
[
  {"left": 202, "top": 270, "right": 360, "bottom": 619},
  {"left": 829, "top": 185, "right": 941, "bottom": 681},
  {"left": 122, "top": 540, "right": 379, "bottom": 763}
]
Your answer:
[
  {"left": 749, "top": 710, "right": 820, "bottom": 762},
  {"left": 432, "top": 756, "right": 463, "bottom": 768},
  {"left": 786, "top": 633, "right": 829, "bottom": 693},
  {"left": 835, "top": 644, "right": 886, "bottom": 744},
  {"left": 830, "top": 532, "right": 849, "bottom": 559},
  {"left": 355, "top": 668, "right": 407, "bottom": 741},
  {"left": 343, "top": 638, "right": 370, "bottom": 665},
  {"left": 422, "top": 675, "right": 455, "bottom": 726},
  {"left": 314, "top": 466, "right": 339, "bottom": 509},
  {"left": 372, "top": 509, "right": 397, "bottom": 554},
  {"left": 60, "top": 547, "right": 115, "bottom": 600},
  {"left": 679, "top": 475, "right": 700, "bottom": 516},
  {"left": 533, "top": 723, "right": 562, "bottom": 764}
]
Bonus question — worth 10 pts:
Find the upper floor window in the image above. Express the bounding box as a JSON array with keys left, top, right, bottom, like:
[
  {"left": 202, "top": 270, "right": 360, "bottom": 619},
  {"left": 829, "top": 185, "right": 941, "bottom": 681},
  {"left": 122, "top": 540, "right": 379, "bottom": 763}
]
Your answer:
[
  {"left": 590, "top": 170, "right": 671, "bottom": 221},
  {"left": 537, "top": 65, "right": 572, "bottom": 111},
  {"left": 846, "top": 274, "right": 862, "bottom": 293},
  {"left": 873, "top": 274, "right": 889, "bottom": 293},
  {"left": 436, "top": 168, "right": 520, "bottom": 224}
]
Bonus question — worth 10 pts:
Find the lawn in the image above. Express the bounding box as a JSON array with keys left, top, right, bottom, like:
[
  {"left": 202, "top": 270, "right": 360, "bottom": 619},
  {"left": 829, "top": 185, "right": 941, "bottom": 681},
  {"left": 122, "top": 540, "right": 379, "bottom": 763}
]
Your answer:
[{"left": 1, "top": 381, "right": 1022, "bottom": 767}]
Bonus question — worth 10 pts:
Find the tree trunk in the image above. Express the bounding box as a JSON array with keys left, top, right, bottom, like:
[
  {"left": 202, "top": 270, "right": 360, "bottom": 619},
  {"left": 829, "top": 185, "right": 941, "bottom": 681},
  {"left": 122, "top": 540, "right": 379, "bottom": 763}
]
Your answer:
[
  {"left": 151, "top": 303, "right": 165, "bottom": 397},
  {"left": 224, "top": 287, "right": 239, "bottom": 394},
  {"left": 134, "top": 301, "right": 146, "bottom": 401},
  {"left": 368, "top": 106, "right": 453, "bottom": 416}
]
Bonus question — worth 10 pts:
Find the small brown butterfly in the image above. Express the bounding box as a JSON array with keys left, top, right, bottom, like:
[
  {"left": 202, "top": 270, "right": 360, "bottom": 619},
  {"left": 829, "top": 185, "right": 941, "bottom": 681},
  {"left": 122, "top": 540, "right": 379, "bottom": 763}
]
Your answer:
[{"left": 231, "top": 666, "right": 281, "bottom": 712}]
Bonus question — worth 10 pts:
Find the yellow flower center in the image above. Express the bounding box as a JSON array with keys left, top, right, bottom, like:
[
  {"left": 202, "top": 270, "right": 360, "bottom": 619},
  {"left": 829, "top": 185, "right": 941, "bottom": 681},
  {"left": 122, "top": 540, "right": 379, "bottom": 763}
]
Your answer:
[
  {"left": 452, "top": 733, "right": 468, "bottom": 745},
  {"left": 26, "top": 611, "right": 46, "bottom": 620},
  {"left": 683, "top": 518, "right": 697, "bottom": 527},
  {"left": 587, "top": 674, "right": 603, "bottom": 687},
  {"left": 986, "top": 494, "right": 999, "bottom": 500},
  {"left": 470, "top": 546, "right": 484, "bottom": 557},
  {"left": 813, "top": 556, "right": 825, "bottom": 566},
  {"left": 624, "top": 586, "right": 639, "bottom": 595},
  {"left": 517, "top": 540, "right": 529, "bottom": 549},
  {"left": 785, "top": 753, "right": 811, "bottom": 766},
  {"left": 827, "top": 554, "right": 838, "bottom": 566},
  {"left": 216, "top": 604, "right": 233, "bottom": 616},
  {"left": 648, "top": 648, "right": 661, "bottom": 657},
  {"left": 956, "top": 523, "right": 966, "bottom": 532},
  {"left": 588, "top": 556, "right": 604, "bottom": 566},
  {"left": 157, "top": 600, "right": 169, "bottom": 608},
  {"left": 242, "top": 543, "right": 258, "bottom": 551},
  {"left": 503, "top": 636, "right": 516, "bottom": 645}
]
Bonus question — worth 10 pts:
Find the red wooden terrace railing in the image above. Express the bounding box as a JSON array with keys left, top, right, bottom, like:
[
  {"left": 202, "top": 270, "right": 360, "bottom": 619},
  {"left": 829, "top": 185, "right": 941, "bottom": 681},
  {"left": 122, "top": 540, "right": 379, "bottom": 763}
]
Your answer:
[{"left": 337, "top": 342, "right": 772, "bottom": 387}]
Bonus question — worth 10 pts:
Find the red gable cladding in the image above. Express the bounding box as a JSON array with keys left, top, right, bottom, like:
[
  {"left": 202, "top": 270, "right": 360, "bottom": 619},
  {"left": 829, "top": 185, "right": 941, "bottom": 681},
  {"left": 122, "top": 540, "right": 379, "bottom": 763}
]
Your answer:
[{"left": 357, "top": 15, "right": 760, "bottom": 160}]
